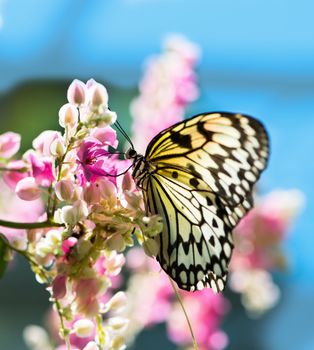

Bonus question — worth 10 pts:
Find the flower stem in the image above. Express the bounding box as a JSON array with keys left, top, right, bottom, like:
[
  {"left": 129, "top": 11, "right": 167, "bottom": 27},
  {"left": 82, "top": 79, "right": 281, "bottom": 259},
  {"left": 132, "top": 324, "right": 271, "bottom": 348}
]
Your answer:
[
  {"left": 0, "top": 219, "right": 64, "bottom": 229},
  {"left": 169, "top": 277, "right": 199, "bottom": 350},
  {"left": 0, "top": 167, "right": 28, "bottom": 173}
]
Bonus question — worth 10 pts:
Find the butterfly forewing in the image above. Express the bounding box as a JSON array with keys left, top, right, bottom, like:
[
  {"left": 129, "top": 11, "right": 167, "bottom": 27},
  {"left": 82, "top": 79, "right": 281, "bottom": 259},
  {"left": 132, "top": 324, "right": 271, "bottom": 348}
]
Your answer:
[{"left": 139, "top": 112, "right": 269, "bottom": 292}]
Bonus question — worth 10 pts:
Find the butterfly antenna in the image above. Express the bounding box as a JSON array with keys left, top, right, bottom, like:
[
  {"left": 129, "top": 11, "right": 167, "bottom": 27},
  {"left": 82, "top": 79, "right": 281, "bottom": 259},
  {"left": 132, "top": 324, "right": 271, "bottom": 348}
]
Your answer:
[
  {"left": 103, "top": 163, "right": 134, "bottom": 178},
  {"left": 115, "top": 120, "right": 135, "bottom": 150}
]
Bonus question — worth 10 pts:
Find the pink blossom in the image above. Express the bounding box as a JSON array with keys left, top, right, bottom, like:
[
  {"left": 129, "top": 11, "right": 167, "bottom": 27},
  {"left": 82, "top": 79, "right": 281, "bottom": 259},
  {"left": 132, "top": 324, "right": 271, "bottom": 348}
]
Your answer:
[
  {"left": 15, "top": 177, "right": 42, "bottom": 201},
  {"left": 24, "top": 150, "right": 55, "bottom": 186},
  {"left": 76, "top": 140, "right": 117, "bottom": 183},
  {"left": 2, "top": 160, "right": 28, "bottom": 189},
  {"left": 90, "top": 126, "right": 118, "bottom": 148},
  {"left": 32, "top": 130, "right": 62, "bottom": 157},
  {"left": 62, "top": 237, "right": 78, "bottom": 255},
  {"left": 0, "top": 132, "right": 21, "bottom": 158},
  {"left": 0, "top": 179, "right": 43, "bottom": 248},
  {"left": 131, "top": 35, "right": 200, "bottom": 153}
]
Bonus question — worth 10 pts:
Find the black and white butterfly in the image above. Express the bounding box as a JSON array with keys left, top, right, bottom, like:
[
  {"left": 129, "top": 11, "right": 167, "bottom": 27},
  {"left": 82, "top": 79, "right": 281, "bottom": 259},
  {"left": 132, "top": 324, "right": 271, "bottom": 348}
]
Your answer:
[{"left": 125, "top": 112, "right": 269, "bottom": 293}]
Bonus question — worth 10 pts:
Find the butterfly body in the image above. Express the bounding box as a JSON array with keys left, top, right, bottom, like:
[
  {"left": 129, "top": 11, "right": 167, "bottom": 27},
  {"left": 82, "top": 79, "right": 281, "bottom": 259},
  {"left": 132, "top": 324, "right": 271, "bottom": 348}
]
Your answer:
[{"left": 127, "top": 112, "right": 269, "bottom": 293}]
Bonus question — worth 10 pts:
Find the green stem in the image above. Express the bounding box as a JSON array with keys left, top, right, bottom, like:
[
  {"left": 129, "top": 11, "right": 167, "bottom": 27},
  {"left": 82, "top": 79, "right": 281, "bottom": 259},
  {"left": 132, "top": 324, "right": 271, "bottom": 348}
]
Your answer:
[
  {"left": 169, "top": 277, "right": 199, "bottom": 350},
  {"left": 96, "top": 314, "right": 106, "bottom": 346},
  {"left": 0, "top": 219, "right": 64, "bottom": 229},
  {"left": 0, "top": 167, "right": 28, "bottom": 173},
  {"left": 55, "top": 299, "right": 71, "bottom": 350}
]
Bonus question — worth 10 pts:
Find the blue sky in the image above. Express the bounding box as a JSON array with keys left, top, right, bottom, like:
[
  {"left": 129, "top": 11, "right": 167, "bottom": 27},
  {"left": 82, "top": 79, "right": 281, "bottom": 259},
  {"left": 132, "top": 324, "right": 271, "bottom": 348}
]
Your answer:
[{"left": 0, "top": 0, "right": 314, "bottom": 90}]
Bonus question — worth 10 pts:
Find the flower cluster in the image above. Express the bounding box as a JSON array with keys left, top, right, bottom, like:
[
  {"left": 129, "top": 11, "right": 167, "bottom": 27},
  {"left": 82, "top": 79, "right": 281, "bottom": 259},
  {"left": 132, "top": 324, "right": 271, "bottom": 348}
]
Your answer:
[
  {"left": 131, "top": 34, "right": 201, "bottom": 153},
  {"left": 0, "top": 79, "right": 163, "bottom": 350}
]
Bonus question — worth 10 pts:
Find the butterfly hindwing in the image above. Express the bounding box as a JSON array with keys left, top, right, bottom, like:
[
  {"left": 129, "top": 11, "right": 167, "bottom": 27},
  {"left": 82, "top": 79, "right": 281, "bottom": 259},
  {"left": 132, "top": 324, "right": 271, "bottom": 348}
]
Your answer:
[
  {"left": 137, "top": 112, "right": 269, "bottom": 292},
  {"left": 144, "top": 170, "right": 233, "bottom": 292}
]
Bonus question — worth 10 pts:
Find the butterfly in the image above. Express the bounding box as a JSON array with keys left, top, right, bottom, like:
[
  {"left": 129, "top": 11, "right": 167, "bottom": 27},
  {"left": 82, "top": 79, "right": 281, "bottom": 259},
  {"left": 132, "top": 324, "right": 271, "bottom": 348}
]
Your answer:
[{"left": 125, "top": 112, "right": 269, "bottom": 293}]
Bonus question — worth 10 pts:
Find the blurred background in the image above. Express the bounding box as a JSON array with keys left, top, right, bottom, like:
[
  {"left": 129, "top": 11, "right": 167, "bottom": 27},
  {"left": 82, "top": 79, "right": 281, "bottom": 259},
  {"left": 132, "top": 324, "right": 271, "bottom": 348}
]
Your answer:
[{"left": 0, "top": 0, "right": 314, "bottom": 349}]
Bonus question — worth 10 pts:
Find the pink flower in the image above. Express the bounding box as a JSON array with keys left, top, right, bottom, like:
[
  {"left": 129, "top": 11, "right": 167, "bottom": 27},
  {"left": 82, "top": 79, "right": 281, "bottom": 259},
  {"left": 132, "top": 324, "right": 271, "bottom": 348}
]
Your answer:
[
  {"left": 90, "top": 126, "right": 118, "bottom": 148},
  {"left": 2, "top": 160, "right": 28, "bottom": 189},
  {"left": 76, "top": 140, "right": 117, "bottom": 183},
  {"left": 32, "top": 130, "right": 62, "bottom": 157},
  {"left": 0, "top": 132, "right": 21, "bottom": 158},
  {"left": 131, "top": 35, "right": 200, "bottom": 153},
  {"left": 0, "top": 179, "right": 43, "bottom": 248},
  {"left": 24, "top": 151, "right": 55, "bottom": 186},
  {"left": 15, "top": 177, "right": 42, "bottom": 201},
  {"left": 62, "top": 237, "right": 78, "bottom": 255}
]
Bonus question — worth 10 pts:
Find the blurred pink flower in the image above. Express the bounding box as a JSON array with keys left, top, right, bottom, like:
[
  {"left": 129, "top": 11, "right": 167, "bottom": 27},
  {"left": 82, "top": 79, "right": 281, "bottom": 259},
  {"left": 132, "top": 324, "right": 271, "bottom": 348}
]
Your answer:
[
  {"left": 131, "top": 34, "right": 201, "bottom": 153},
  {"left": 0, "top": 179, "right": 43, "bottom": 249},
  {"left": 233, "top": 189, "right": 304, "bottom": 271},
  {"left": 2, "top": 160, "right": 28, "bottom": 189},
  {"left": 167, "top": 289, "right": 229, "bottom": 350},
  {"left": 32, "top": 130, "right": 62, "bottom": 157},
  {"left": 0, "top": 132, "right": 21, "bottom": 159}
]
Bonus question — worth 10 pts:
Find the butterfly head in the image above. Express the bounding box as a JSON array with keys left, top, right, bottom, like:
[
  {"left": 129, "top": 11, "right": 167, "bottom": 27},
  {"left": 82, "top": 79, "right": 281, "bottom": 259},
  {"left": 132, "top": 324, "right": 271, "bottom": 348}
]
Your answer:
[{"left": 125, "top": 148, "right": 138, "bottom": 160}]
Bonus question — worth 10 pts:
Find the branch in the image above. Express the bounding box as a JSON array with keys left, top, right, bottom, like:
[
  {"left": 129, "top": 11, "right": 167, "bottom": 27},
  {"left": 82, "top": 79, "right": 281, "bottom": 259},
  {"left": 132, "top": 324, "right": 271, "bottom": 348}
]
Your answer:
[{"left": 0, "top": 219, "right": 64, "bottom": 229}]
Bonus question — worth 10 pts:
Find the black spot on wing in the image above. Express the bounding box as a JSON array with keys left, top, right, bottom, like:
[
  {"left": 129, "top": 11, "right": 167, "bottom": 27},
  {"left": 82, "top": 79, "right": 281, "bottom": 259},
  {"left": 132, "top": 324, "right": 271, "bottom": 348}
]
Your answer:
[
  {"left": 189, "top": 177, "right": 199, "bottom": 188},
  {"left": 170, "top": 132, "right": 192, "bottom": 149}
]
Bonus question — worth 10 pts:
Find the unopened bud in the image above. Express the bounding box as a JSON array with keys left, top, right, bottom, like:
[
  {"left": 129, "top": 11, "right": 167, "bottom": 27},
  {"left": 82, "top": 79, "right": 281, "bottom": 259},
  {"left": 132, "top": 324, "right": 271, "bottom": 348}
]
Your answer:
[
  {"left": 52, "top": 275, "right": 67, "bottom": 299},
  {"left": 58, "top": 103, "right": 79, "bottom": 128},
  {"left": 88, "top": 83, "right": 108, "bottom": 108},
  {"left": 50, "top": 138, "right": 66, "bottom": 158},
  {"left": 55, "top": 180, "right": 75, "bottom": 202},
  {"left": 73, "top": 319, "right": 95, "bottom": 338},
  {"left": 61, "top": 200, "right": 88, "bottom": 225},
  {"left": 104, "top": 291, "right": 127, "bottom": 313},
  {"left": 99, "top": 179, "right": 117, "bottom": 200},
  {"left": 98, "top": 109, "right": 117, "bottom": 126},
  {"left": 67, "top": 79, "right": 87, "bottom": 105}
]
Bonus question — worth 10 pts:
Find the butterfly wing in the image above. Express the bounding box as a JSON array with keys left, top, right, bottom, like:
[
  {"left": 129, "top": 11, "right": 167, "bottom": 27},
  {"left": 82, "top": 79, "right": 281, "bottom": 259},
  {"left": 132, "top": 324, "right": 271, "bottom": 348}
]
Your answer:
[{"left": 142, "top": 112, "right": 269, "bottom": 292}]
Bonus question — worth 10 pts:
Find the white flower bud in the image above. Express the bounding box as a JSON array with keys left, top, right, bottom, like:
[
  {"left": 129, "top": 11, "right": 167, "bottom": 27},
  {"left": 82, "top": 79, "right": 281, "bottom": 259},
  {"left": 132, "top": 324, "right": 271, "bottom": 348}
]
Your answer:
[
  {"left": 108, "top": 316, "right": 129, "bottom": 332},
  {"left": 88, "top": 83, "right": 109, "bottom": 108},
  {"left": 98, "top": 109, "right": 117, "bottom": 126},
  {"left": 61, "top": 205, "right": 77, "bottom": 225},
  {"left": 104, "top": 291, "right": 127, "bottom": 314},
  {"left": 55, "top": 180, "right": 75, "bottom": 202},
  {"left": 50, "top": 138, "right": 66, "bottom": 158},
  {"left": 110, "top": 335, "right": 126, "bottom": 350},
  {"left": 61, "top": 200, "right": 88, "bottom": 225},
  {"left": 45, "top": 229, "right": 62, "bottom": 247},
  {"left": 73, "top": 319, "right": 95, "bottom": 338},
  {"left": 58, "top": 103, "right": 79, "bottom": 128},
  {"left": 67, "top": 79, "right": 87, "bottom": 105}
]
